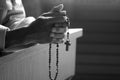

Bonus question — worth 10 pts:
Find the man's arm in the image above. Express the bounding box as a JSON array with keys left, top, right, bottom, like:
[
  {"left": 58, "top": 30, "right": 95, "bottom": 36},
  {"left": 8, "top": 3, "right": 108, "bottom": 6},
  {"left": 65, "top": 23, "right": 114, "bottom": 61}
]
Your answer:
[
  {"left": 2, "top": 4, "right": 69, "bottom": 53},
  {"left": 1, "top": 0, "right": 36, "bottom": 53}
]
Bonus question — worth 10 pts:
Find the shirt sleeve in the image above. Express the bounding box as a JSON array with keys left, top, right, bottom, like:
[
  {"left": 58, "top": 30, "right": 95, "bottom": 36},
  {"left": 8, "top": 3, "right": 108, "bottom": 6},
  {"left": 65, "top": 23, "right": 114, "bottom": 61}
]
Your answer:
[
  {"left": 0, "top": 25, "right": 10, "bottom": 51},
  {"left": 4, "top": 0, "right": 26, "bottom": 29},
  {"left": 0, "top": 0, "right": 35, "bottom": 52}
]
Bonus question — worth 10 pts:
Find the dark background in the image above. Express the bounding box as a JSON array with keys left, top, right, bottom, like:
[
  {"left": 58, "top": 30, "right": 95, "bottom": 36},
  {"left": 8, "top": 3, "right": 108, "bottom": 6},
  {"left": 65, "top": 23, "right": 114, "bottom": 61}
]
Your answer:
[{"left": 23, "top": 0, "right": 120, "bottom": 80}]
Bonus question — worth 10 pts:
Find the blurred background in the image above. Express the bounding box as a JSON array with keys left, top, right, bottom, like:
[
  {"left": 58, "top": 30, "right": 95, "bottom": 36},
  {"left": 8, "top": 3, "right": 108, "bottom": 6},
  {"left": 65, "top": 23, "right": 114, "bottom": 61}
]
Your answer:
[{"left": 23, "top": 0, "right": 120, "bottom": 80}]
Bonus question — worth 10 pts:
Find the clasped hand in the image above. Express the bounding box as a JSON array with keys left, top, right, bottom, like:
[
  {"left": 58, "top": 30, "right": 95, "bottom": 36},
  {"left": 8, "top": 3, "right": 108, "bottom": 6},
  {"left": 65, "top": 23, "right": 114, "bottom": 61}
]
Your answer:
[{"left": 27, "top": 4, "right": 70, "bottom": 44}]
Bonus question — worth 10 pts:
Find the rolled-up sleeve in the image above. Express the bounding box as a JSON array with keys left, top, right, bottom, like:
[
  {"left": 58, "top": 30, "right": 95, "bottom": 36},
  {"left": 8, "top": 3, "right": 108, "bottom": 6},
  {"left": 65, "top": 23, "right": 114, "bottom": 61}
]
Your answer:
[
  {"left": 0, "top": 0, "right": 35, "bottom": 52},
  {"left": 0, "top": 25, "right": 9, "bottom": 50}
]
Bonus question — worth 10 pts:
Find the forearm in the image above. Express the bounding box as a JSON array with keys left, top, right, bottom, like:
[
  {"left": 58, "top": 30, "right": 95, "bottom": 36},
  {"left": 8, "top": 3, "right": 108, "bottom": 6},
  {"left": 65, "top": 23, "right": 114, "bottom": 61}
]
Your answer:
[
  {"left": 5, "top": 27, "right": 27, "bottom": 47},
  {"left": 4, "top": 27, "right": 36, "bottom": 52}
]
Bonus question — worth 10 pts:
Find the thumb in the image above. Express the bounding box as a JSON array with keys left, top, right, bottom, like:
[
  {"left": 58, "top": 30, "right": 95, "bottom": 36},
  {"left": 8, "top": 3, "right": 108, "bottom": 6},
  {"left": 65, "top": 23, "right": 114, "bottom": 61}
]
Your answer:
[{"left": 51, "top": 4, "right": 64, "bottom": 12}]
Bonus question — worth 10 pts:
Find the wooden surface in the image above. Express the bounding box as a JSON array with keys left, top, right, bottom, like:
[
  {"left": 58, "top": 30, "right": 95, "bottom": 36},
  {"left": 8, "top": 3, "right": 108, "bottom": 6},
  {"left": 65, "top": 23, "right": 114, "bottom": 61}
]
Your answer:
[{"left": 0, "top": 28, "right": 83, "bottom": 80}]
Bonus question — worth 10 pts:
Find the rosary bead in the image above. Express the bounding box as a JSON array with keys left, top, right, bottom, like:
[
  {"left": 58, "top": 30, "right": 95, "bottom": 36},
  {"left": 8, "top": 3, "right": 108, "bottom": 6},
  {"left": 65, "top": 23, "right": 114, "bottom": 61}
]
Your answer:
[{"left": 48, "top": 43, "right": 59, "bottom": 80}]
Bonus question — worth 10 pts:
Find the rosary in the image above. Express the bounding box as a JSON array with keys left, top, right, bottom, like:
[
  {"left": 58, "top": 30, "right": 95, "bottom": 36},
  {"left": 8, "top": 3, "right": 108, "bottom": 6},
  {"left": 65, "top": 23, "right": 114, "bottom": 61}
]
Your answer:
[{"left": 48, "top": 17, "right": 71, "bottom": 80}]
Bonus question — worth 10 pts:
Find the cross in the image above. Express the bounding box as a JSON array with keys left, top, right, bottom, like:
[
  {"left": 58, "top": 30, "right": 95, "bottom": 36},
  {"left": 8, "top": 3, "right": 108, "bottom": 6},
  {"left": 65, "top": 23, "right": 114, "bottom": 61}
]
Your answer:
[{"left": 64, "top": 40, "right": 71, "bottom": 51}]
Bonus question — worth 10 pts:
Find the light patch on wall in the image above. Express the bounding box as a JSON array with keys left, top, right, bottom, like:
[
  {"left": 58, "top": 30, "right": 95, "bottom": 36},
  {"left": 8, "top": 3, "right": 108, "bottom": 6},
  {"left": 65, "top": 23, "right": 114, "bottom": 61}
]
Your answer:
[
  {"left": 50, "top": 0, "right": 73, "bottom": 4},
  {"left": 75, "top": 0, "right": 120, "bottom": 6}
]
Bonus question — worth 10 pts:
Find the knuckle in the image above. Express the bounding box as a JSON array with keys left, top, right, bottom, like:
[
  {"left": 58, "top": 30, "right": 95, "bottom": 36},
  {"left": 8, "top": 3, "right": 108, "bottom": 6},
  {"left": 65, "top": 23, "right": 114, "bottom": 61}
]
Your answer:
[
  {"left": 60, "top": 33, "right": 65, "bottom": 38},
  {"left": 52, "top": 38, "right": 64, "bottom": 44},
  {"left": 61, "top": 10, "right": 67, "bottom": 15},
  {"left": 50, "top": 33, "right": 54, "bottom": 37},
  {"left": 64, "top": 16, "right": 68, "bottom": 19},
  {"left": 63, "top": 16, "right": 68, "bottom": 22},
  {"left": 50, "top": 33, "right": 65, "bottom": 38}
]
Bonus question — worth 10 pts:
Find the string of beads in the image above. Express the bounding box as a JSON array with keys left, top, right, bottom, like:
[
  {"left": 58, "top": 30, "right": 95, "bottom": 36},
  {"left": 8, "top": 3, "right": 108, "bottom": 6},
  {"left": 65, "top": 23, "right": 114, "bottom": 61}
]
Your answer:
[{"left": 48, "top": 43, "right": 59, "bottom": 80}]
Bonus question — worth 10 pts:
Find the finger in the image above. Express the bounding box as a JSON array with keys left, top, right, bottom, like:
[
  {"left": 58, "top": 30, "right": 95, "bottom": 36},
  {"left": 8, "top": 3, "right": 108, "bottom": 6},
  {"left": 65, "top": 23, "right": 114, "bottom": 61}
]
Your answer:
[
  {"left": 42, "top": 10, "right": 66, "bottom": 17},
  {"left": 47, "top": 16, "right": 67, "bottom": 24},
  {"left": 52, "top": 27, "right": 67, "bottom": 33},
  {"left": 50, "top": 33, "right": 65, "bottom": 39},
  {"left": 52, "top": 38, "right": 64, "bottom": 44},
  {"left": 51, "top": 4, "right": 64, "bottom": 12},
  {"left": 54, "top": 22, "right": 69, "bottom": 27}
]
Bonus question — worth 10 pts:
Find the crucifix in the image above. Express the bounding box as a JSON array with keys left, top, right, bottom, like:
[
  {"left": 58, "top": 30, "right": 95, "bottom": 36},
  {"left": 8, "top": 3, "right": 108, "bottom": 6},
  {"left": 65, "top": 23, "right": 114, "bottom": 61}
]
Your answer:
[{"left": 64, "top": 32, "right": 71, "bottom": 51}]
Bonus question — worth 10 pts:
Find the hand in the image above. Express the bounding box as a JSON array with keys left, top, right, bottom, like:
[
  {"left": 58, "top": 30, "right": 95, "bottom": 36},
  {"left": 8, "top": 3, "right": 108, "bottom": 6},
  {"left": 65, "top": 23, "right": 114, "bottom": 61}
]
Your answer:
[{"left": 27, "top": 4, "right": 70, "bottom": 44}]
